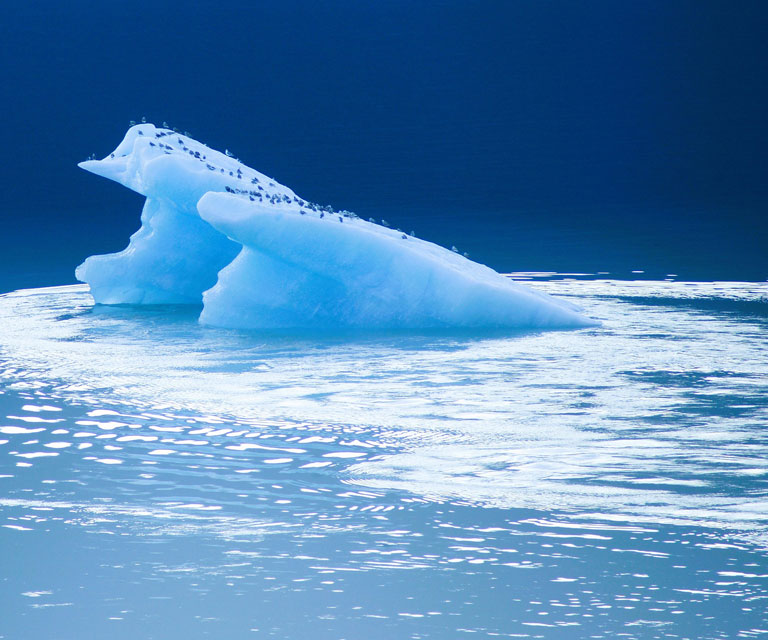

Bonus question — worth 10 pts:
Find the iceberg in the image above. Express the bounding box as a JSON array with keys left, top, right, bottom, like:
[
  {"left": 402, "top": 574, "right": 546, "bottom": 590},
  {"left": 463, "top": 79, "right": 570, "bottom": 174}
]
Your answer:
[{"left": 77, "top": 124, "right": 595, "bottom": 330}]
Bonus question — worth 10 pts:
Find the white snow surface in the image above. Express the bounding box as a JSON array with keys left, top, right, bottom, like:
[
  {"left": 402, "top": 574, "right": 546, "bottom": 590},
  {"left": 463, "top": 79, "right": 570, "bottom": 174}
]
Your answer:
[{"left": 76, "top": 124, "right": 595, "bottom": 330}]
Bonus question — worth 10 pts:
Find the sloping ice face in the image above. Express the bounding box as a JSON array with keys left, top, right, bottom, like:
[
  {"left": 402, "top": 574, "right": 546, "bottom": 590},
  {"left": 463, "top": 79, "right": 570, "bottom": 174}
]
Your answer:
[{"left": 76, "top": 124, "right": 596, "bottom": 330}]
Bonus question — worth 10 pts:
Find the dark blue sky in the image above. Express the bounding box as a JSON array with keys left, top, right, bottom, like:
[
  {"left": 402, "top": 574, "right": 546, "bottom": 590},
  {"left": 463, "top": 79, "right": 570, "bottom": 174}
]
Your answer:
[{"left": 1, "top": 0, "right": 767, "bottom": 290}]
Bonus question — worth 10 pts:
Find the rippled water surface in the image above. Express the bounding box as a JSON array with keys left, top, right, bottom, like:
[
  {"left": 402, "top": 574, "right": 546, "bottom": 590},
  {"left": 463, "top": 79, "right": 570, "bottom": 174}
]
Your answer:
[{"left": 1, "top": 275, "right": 767, "bottom": 639}]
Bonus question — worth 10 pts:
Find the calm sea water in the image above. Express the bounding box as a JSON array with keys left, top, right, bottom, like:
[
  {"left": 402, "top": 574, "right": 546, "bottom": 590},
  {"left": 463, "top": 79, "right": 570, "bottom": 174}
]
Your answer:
[{"left": 1, "top": 275, "right": 767, "bottom": 639}]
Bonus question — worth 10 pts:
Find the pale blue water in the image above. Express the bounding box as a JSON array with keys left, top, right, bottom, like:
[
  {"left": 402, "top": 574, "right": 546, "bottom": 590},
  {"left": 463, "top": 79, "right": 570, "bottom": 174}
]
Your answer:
[{"left": 1, "top": 275, "right": 767, "bottom": 639}]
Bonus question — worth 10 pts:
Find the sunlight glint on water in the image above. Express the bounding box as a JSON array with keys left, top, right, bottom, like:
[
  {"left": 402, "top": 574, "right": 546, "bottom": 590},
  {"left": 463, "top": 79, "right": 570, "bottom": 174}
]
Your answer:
[{"left": 1, "top": 275, "right": 767, "bottom": 639}]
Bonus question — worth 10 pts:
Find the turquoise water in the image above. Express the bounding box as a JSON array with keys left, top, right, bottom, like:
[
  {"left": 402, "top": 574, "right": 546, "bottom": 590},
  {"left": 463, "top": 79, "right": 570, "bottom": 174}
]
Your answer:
[{"left": 1, "top": 275, "right": 767, "bottom": 639}]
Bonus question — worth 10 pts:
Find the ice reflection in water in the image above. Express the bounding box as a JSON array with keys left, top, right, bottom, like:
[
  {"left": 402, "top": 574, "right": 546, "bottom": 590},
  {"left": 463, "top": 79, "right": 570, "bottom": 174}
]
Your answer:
[{"left": 1, "top": 276, "right": 767, "bottom": 639}]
